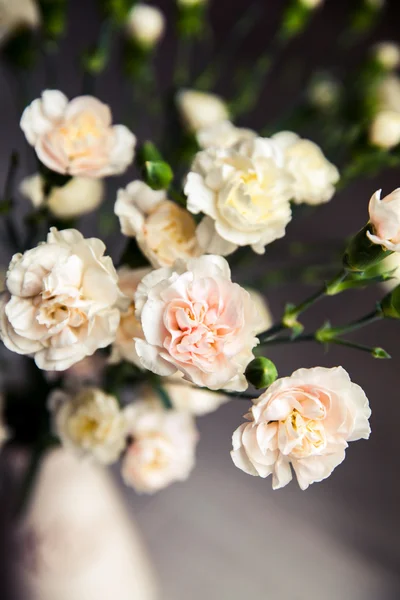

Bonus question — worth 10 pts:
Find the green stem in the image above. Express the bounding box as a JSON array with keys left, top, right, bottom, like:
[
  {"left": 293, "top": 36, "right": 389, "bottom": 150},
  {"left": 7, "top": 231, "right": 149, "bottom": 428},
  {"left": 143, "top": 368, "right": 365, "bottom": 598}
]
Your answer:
[
  {"left": 329, "top": 338, "right": 389, "bottom": 358},
  {"left": 325, "top": 309, "right": 382, "bottom": 338},
  {"left": 193, "top": 2, "right": 263, "bottom": 90},
  {"left": 174, "top": 37, "right": 192, "bottom": 88},
  {"left": 1, "top": 151, "right": 20, "bottom": 250},
  {"left": 258, "top": 270, "right": 346, "bottom": 343}
]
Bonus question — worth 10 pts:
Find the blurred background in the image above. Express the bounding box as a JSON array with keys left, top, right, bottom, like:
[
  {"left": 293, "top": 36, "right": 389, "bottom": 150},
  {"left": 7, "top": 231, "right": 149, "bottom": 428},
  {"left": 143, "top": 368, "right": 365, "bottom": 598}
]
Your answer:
[{"left": 1, "top": 0, "right": 400, "bottom": 598}]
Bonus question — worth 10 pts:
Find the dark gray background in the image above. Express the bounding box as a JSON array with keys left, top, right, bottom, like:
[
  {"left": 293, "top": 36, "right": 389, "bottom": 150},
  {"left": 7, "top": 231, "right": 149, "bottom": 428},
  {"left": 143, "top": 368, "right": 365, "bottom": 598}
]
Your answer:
[{"left": 1, "top": 0, "right": 400, "bottom": 598}]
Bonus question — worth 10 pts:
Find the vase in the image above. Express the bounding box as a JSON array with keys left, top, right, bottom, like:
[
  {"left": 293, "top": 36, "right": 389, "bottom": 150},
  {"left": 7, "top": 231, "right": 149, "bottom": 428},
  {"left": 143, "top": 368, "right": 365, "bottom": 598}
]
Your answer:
[{"left": 0, "top": 447, "right": 158, "bottom": 600}]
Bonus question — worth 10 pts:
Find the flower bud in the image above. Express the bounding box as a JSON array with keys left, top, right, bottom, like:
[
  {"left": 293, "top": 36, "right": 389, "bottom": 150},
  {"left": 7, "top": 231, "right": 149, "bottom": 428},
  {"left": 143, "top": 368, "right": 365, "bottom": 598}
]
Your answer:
[
  {"left": 299, "top": 0, "right": 324, "bottom": 8},
  {"left": 369, "top": 110, "right": 400, "bottom": 149},
  {"left": 20, "top": 174, "right": 105, "bottom": 219},
  {"left": 177, "top": 0, "right": 208, "bottom": 6},
  {"left": 143, "top": 161, "right": 173, "bottom": 191},
  {"left": 372, "top": 42, "right": 400, "bottom": 71},
  {"left": 126, "top": 3, "right": 165, "bottom": 49},
  {"left": 176, "top": 89, "right": 229, "bottom": 132},
  {"left": 0, "top": 0, "right": 40, "bottom": 45},
  {"left": 367, "top": 188, "right": 400, "bottom": 252},
  {"left": 137, "top": 141, "right": 163, "bottom": 166},
  {"left": 380, "top": 284, "right": 400, "bottom": 318},
  {"left": 365, "top": 0, "right": 385, "bottom": 9},
  {"left": 308, "top": 77, "right": 340, "bottom": 111},
  {"left": 343, "top": 224, "right": 389, "bottom": 273},
  {"left": 245, "top": 357, "right": 278, "bottom": 390},
  {"left": 372, "top": 347, "right": 391, "bottom": 359}
]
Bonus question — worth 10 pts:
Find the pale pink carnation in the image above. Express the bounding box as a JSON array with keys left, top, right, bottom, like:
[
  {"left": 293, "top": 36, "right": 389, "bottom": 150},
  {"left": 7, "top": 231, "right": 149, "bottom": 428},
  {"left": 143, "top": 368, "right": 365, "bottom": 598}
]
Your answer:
[
  {"left": 20, "top": 90, "right": 136, "bottom": 177},
  {"left": 134, "top": 256, "right": 261, "bottom": 391},
  {"left": 231, "top": 366, "right": 371, "bottom": 490},
  {"left": 367, "top": 188, "right": 400, "bottom": 251}
]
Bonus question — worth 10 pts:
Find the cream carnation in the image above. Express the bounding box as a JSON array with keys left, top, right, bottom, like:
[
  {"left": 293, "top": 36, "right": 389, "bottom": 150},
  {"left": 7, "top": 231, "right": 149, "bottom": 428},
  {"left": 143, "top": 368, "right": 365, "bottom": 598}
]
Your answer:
[
  {"left": 176, "top": 89, "right": 229, "bottom": 132},
  {"left": 110, "top": 266, "right": 151, "bottom": 367},
  {"left": 115, "top": 181, "right": 202, "bottom": 267},
  {"left": 373, "top": 41, "right": 400, "bottom": 70},
  {"left": 273, "top": 131, "right": 339, "bottom": 205},
  {"left": 20, "top": 173, "right": 104, "bottom": 218},
  {"left": 0, "top": 0, "right": 40, "bottom": 45},
  {"left": 367, "top": 188, "right": 400, "bottom": 251},
  {"left": 197, "top": 120, "right": 256, "bottom": 150},
  {"left": 0, "top": 228, "right": 127, "bottom": 371},
  {"left": 376, "top": 75, "right": 400, "bottom": 113},
  {"left": 308, "top": 78, "right": 340, "bottom": 110},
  {"left": 122, "top": 396, "right": 198, "bottom": 493},
  {"left": 185, "top": 137, "right": 293, "bottom": 255},
  {"left": 134, "top": 255, "right": 260, "bottom": 391},
  {"left": 369, "top": 110, "right": 400, "bottom": 149},
  {"left": 20, "top": 90, "right": 136, "bottom": 177},
  {"left": 300, "top": 0, "right": 324, "bottom": 7},
  {"left": 231, "top": 366, "right": 371, "bottom": 490},
  {"left": 126, "top": 3, "right": 165, "bottom": 48},
  {"left": 48, "top": 387, "right": 127, "bottom": 464},
  {"left": 178, "top": 0, "right": 207, "bottom": 6}
]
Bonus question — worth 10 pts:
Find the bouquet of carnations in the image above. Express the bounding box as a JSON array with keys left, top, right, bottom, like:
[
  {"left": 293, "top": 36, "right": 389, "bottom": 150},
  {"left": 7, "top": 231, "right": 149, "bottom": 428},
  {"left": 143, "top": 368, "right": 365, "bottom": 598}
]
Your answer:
[{"left": 0, "top": 0, "right": 399, "bottom": 508}]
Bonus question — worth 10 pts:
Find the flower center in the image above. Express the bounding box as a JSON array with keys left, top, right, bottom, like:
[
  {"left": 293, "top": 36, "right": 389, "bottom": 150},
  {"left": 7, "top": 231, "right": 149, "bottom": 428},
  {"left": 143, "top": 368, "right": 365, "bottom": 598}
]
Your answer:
[{"left": 59, "top": 113, "right": 104, "bottom": 159}]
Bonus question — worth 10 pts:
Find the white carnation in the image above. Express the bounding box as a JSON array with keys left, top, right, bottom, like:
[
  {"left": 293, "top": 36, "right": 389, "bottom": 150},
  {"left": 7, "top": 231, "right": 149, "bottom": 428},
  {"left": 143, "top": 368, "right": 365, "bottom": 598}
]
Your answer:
[{"left": 48, "top": 387, "right": 127, "bottom": 464}]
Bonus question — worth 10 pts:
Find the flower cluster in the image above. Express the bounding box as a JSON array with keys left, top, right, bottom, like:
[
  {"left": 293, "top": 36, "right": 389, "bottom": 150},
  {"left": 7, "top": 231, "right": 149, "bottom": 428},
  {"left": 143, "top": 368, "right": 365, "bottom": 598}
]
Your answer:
[
  {"left": 185, "top": 130, "right": 338, "bottom": 256},
  {"left": 2, "top": 0, "right": 398, "bottom": 503}
]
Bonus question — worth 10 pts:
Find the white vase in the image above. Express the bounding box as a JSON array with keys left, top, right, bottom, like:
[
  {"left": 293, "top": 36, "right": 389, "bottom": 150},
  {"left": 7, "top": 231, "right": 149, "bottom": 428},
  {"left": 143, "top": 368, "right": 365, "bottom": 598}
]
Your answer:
[{"left": 3, "top": 448, "right": 158, "bottom": 600}]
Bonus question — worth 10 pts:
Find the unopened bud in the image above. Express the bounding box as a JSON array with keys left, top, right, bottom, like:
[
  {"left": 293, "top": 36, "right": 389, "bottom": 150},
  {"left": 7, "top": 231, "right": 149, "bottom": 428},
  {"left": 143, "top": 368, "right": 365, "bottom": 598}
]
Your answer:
[
  {"left": 126, "top": 3, "right": 165, "bottom": 49},
  {"left": 143, "top": 161, "right": 173, "bottom": 191},
  {"left": 245, "top": 357, "right": 278, "bottom": 390},
  {"left": 380, "top": 284, "right": 400, "bottom": 319},
  {"left": 344, "top": 224, "right": 389, "bottom": 273},
  {"left": 372, "top": 42, "right": 400, "bottom": 71}
]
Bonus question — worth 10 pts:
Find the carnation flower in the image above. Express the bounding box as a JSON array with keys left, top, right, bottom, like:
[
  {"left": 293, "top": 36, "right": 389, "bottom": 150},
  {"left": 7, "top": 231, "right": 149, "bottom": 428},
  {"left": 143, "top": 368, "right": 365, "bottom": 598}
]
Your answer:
[
  {"left": 373, "top": 41, "right": 400, "bottom": 70},
  {"left": 133, "top": 255, "right": 260, "bottom": 391},
  {"left": 376, "top": 74, "right": 400, "bottom": 114},
  {"left": 369, "top": 110, "right": 400, "bottom": 149},
  {"left": 48, "top": 387, "right": 127, "bottom": 464},
  {"left": 20, "top": 90, "right": 136, "bottom": 177},
  {"left": 197, "top": 120, "right": 256, "bottom": 150},
  {"left": 308, "top": 78, "right": 340, "bottom": 110},
  {"left": 0, "top": 0, "right": 40, "bottom": 46},
  {"left": 126, "top": 3, "right": 165, "bottom": 48},
  {"left": 178, "top": 0, "right": 208, "bottom": 6},
  {"left": 185, "top": 137, "right": 293, "bottom": 255},
  {"left": 0, "top": 228, "right": 127, "bottom": 371},
  {"left": 122, "top": 396, "right": 198, "bottom": 493},
  {"left": 110, "top": 267, "right": 151, "bottom": 367},
  {"left": 20, "top": 173, "right": 104, "bottom": 219},
  {"left": 367, "top": 188, "right": 400, "bottom": 251},
  {"left": 272, "top": 131, "right": 339, "bottom": 205},
  {"left": 176, "top": 89, "right": 229, "bottom": 132},
  {"left": 231, "top": 366, "right": 371, "bottom": 489},
  {"left": 299, "top": 0, "right": 324, "bottom": 8},
  {"left": 114, "top": 181, "right": 202, "bottom": 267}
]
